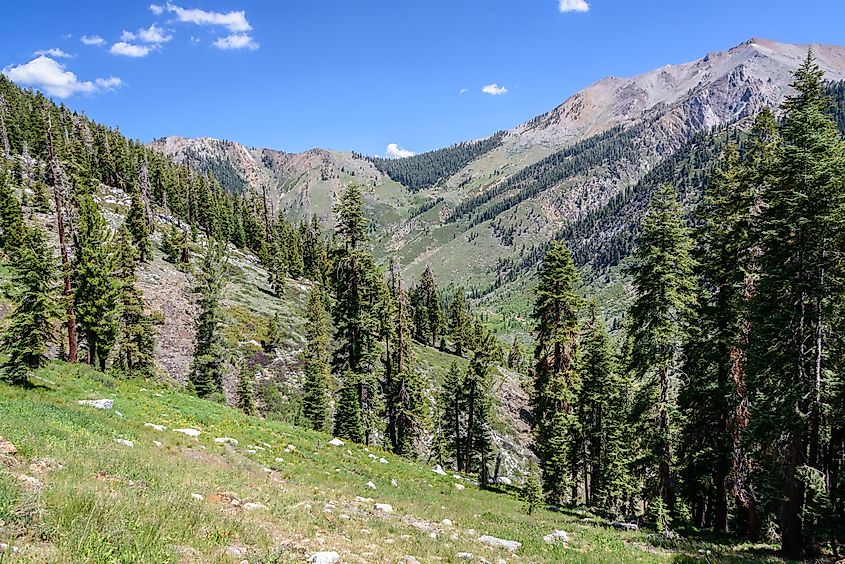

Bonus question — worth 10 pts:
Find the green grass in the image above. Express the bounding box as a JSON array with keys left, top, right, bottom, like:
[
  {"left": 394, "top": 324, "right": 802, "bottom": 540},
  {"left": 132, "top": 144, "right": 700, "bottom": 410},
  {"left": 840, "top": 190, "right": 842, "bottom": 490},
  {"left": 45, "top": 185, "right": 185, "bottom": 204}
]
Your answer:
[{"left": 0, "top": 363, "right": 788, "bottom": 563}]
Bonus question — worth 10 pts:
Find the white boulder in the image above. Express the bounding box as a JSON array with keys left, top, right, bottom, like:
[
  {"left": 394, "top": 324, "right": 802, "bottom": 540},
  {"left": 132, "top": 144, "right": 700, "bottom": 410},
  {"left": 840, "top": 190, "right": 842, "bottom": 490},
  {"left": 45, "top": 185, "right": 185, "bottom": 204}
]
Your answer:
[
  {"left": 374, "top": 503, "right": 393, "bottom": 513},
  {"left": 432, "top": 465, "right": 447, "bottom": 476},
  {"left": 328, "top": 438, "right": 344, "bottom": 446},
  {"left": 214, "top": 437, "right": 239, "bottom": 445},
  {"left": 478, "top": 535, "right": 521, "bottom": 552},
  {"left": 496, "top": 476, "right": 512, "bottom": 486},
  {"left": 115, "top": 439, "right": 134, "bottom": 448},
  {"left": 174, "top": 428, "right": 201, "bottom": 438},
  {"left": 144, "top": 423, "right": 166, "bottom": 432},
  {"left": 543, "top": 530, "right": 569, "bottom": 544},
  {"left": 308, "top": 551, "right": 340, "bottom": 564},
  {"left": 78, "top": 399, "right": 113, "bottom": 410}
]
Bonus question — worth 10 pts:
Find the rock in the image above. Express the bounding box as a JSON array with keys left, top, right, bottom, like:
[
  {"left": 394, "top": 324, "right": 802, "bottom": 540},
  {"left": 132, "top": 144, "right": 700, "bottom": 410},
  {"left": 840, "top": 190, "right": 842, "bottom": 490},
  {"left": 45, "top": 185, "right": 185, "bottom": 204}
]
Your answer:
[
  {"left": 391, "top": 479, "right": 399, "bottom": 487},
  {"left": 432, "top": 465, "right": 447, "bottom": 476},
  {"left": 308, "top": 551, "right": 340, "bottom": 563},
  {"left": 495, "top": 476, "right": 512, "bottom": 486},
  {"left": 366, "top": 480, "right": 377, "bottom": 490},
  {"left": 442, "top": 518, "right": 453, "bottom": 526},
  {"left": 242, "top": 502, "right": 267, "bottom": 511},
  {"left": 224, "top": 546, "right": 245, "bottom": 557},
  {"left": 153, "top": 441, "right": 164, "bottom": 448},
  {"left": 144, "top": 423, "right": 166, "bottom": 431},
  {"left": 374, "top": 503, "right": 393, "bottom": 513},
  {"left": 78, "top": 399, "right": 114, "bottom": 410},
  {"left": 429, "top": 532, "right": 437, "bottom": 539},
  {"left": 115, "top": 411, "right": 123, "bottom": 418},
  {"left": 115, "top": 438, "right": 134, "bottom": 448},
  {"left": 328, "top": 437, "right": 344, "bottom": 447},
  {"left": 18, "top": 474, "right": 43, "bottom": 489},
  {"left": 404, "top": 556, "right": 421, "bottom": 564},
  {"left": 456, "top": 553, "right": 473, "bottom": 560},
  {"left": 214, "top": 437, "right": 239, "bottom": 446},
  {"left": 368, "top": 453, "right": 376, "bottom": 459},
  {"left": 355, "top": 496, "right": 373, "bottom": 502},
  {"left": 0, "top": 437, "right": 17, "bottom": 455},
  {"left": 477, "top": 535, "right": 521, "bottom": 552},
  {"left": 379, "top": 457, "right": 388, "bottom": 464},
  {"left": 339, "top": 513, "right": 350, "bottom": 520},
  {"left": 174, "top": 428, "right": 201, "bottom": 438},
  {"left": 0, "top": 543, "right": 19, "bottom": 554},
  {"left": 274, "top": 457, "right": 285, "bottom": 463},
  {"left": 191, "top": 493, "right": 204, "bottom": 501},
  {"left": 543, "top": 530, "right": 569, "bottom": 544},
  {"left": 246, "top": 449, "right": 257, "bottom": 454},
  {"left": 454, "top": 483, "right": 465, "bottom": 490},
  {"left": 611, "top": 521, "right": 638, "bottom": 531}
]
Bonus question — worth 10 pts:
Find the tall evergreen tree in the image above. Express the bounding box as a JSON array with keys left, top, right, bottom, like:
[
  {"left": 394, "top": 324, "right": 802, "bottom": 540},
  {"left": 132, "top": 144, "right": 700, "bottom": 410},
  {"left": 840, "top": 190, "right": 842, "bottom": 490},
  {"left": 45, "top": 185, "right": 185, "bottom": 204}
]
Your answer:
[
  {"left": 435, "top": 360, "right": 465, "bottom": 470},
  {"left": 0, "top": 168, "right": 24, "bottom": 254},
  {"left": 0, "top": 224, "right": 60, "bottom": 385},
  {"left": 73, "top": 196, "right": 119, "bottom": 370},
  {"left": 189, "top": 241, "right": 229, "bottom": 398},
  {"left": 410, "top": 266, "right": 444, "bottom": 346},
  {"left": 127, "top": 189, "right": 151, "bottom": 262},
  {"left": 301, "top": 286, "right": 332, "bottom": 432},
  {"left": 748, "top": 53, "right": 845, "bottom": 559},
  {"left": 463, "top": 331, "right": 497, "bottom": 481},
  {"left": 112, "top": 226, "right": 157, "bottom": 378},
  {"left": 447, "top": 289, "right": 473, "bottom": 356},
  {"left": 627, "top": 183, "right": 696, "bottom": 513},
  {"left": 531, "top": 241, "right": 582, "bottom": 504},
  {"left": 236, "top": 361, "right": 256, "bottom": 416}
]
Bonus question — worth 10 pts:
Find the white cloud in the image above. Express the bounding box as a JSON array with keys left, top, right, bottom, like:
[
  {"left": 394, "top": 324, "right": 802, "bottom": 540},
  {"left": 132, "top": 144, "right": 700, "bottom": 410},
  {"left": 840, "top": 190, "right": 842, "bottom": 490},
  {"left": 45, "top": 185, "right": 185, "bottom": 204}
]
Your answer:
[
  {"left": 80, "top": 35, "right": 105, "bottom": 46},
  {"left": 559, "top": 0, "right": 589, "bottom": 12},
  {"left": 122, "top": 24, "right": 172, "bottom": 44},
  {"left": 34, "top": 48, "right": 73, "bottom": 58},
  {"left": 482, "top": 83, "right": 508, "bottom": 95},
  {"left": 166, "top": 2, "right": 252, "bottom": 32},
  {"left": 110, "top": 42, "right": 153, "bottom": 57},
  {"left": 385, "top": 143, "right": 415, "bottom": 159},
  {"left": 2, "top": 56, "right": 122, "bottom": 98},
  {"left": 213, "top": 33, "right": 259, "bottom": 50},
  {"left": 459, "top": 88, "right": 469, "bottom": 95},
  {"left": 149, "top": 3, "right": 164, "bottom": 15}
]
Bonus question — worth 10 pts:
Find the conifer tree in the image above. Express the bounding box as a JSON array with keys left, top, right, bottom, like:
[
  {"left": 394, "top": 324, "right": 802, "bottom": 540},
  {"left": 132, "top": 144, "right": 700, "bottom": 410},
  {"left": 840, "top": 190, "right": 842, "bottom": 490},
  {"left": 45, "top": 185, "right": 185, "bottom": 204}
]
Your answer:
[
  {"left": 748, "top": 52, "right": 845, "bottom": 559},
  {"left": 411, "top": 266, "right": 444, "bottom": 346},
  {"left": 73, "top": 196, "right": 119, "bottom": 370},
  {"left": 507, "top": 336, "right": 524, "bottom": 372},
  {"left": 628, "top": 183, "right": 695, "bottom": 513},
  {"left": 0, "top": 168, "right": 24, "bottom": 254},
  {"left": 265, "top": 311, "right": 284, "bottom": 352},
  {"left": 331, "top": 184, "right": 384, "bottom": 444},
  {"left": 0, "top": 224, "right": 60, "bottom": 385},
  {"left": 301, "top": 286, "right": 332, "bottom": 432},
  {"left": 127, "top": 189, "right": 151, "bottom": 262},
  {"left": 531, "top": 241, "right": 582, "bottom": 503},
  {"left": 464, "top": 331, "right": 497, "bottom": 480},
  {"left": 112, "top": 226, "right": 157, "bottom": 378},
  {"left": 435, "top": 360, "right": 465, "bottom": 469},
  {"left": 189, "top": 241, "right": 229, "bottom": 398},
  {"left": 236, "top": 361, "right": 256, "bottom": 416},
  {"left": 523, "top": 463, "right": 544, "bottom": 515},
  {"left": 334, "top": 370, "right": 365, "bottom": 443},
  {"left": 161, "top": 224, "right": 189, "bottom": 265},
  {"left": 447, "top": 289, "right": 473, "bottom": 356}
]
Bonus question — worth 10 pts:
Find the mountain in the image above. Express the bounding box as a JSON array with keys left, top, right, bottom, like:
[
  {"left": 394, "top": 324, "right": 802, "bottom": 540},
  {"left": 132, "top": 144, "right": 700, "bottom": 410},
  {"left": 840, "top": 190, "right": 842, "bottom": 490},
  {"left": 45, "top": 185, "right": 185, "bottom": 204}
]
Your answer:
[{"left": 150, "top": 39, "right": 845, "bottom": 312}]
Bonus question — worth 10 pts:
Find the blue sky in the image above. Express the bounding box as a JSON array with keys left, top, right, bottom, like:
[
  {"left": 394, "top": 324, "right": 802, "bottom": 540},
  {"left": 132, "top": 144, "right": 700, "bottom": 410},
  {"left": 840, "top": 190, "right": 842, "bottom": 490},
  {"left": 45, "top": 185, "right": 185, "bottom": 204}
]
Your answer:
[{"left": 4, "top": 1, "right": 845, "bottom": 156}]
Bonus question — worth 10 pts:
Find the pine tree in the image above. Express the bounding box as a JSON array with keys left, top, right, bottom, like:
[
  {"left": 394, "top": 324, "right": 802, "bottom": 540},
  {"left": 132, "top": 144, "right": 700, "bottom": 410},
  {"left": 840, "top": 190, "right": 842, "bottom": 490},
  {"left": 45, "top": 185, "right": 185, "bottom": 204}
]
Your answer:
[
  {"left": 160, "top": 224, "right": 189, "bottom": 265},
  {"left": 236, "top": 361, "right": 256, "bottom": 416},
  {"left": 437, "top": 360, "right": 465, "bottom": 470},
  {"left": 127, "top": 189, "right": 151, "bottom": 262},
  {"left": 507, "top": 336, "right": 524, "bottom": 372},
  {"left": 627, "top": 183, "right": 695, "bottom": 513},
  {"left": 334, "top": 370, "right": 365, "bottom": 443},
  {"left": 464, "top": 331, "right": 497, "bottom": 480},
  {"left": 331, "top": 184, "right": 384, "bottom": 444},
  {"left": 523, "top": 464, "right": 544, "bottom": 515},
  {"left": 0, "top": 224, "right": 60, "bottom": 385},
  {"left": 531, "top": 241, "right": 582, "bottom": 504},
  {"left": 73, "top": 196, "right": 119, "bottom": 370},
  {"left": 301, "top": 286, "right": 332, "bottom": 432},
  {"left": 411, "top": 266, "right": 444, "bottom": 346},
  {"left": 189, "top": 241, "right": 229, "bottom": 398},
  {"left": 112, "top": 226, "right": 157, "bottom": 378},
  {"left": 265, "top": 311, "right": 284, "bottom": 352},
  {"left": 748, "top": 52, "right": 845, "bottom": 559},
  {"left": 0, "top": 168, "right": 24, "bottom": 254},
  {"left": 447, "top": 289, "right": 473, "bottom": 356}
]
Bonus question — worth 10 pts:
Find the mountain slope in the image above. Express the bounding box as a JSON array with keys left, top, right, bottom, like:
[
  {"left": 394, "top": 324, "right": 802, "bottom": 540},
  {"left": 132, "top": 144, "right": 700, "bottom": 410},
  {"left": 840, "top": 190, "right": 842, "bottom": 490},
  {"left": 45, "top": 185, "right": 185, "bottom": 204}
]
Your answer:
[
  {"left": 149, "top": 39, "right": 845, "bottom": 315},
  {"left": 0, "top": 363, "right": 783, "bottom": 562}
]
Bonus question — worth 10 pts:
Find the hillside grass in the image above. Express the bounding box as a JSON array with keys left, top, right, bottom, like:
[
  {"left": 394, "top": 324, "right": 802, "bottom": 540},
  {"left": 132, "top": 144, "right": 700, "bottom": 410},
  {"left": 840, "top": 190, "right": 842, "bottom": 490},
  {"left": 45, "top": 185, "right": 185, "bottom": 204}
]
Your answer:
[{"left": 0, "top": 363, "right": 786, "bottom": 563}]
